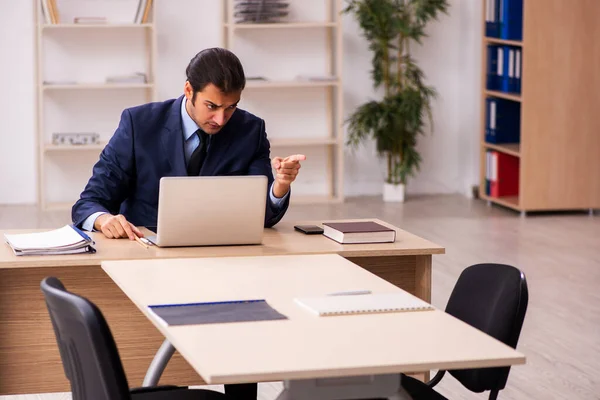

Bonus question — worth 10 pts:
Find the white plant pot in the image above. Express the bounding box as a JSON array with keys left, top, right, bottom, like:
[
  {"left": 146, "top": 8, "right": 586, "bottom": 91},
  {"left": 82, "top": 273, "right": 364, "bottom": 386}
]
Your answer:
[{"left": 383, "top": 182, "right": 405, "bottom": 202}]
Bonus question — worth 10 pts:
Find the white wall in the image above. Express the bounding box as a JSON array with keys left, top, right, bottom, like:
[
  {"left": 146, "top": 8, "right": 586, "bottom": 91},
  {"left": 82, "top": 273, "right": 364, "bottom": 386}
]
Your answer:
[
  {"left": 0, "top": 0, "right": 37, "bottom": 204},
  {"left": 0, "top": 0, "right": 482, "bottom": 204}
]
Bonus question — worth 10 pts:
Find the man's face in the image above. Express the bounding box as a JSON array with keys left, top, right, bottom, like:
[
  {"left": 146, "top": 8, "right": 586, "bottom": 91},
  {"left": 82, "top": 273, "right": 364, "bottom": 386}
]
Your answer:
[{"left": 184, "top": 82, "right": 241, "bottom": 135}]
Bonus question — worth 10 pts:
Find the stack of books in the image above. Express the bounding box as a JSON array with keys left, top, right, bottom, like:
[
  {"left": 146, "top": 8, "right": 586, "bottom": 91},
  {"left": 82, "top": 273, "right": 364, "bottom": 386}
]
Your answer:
[
  {"left": 234, "top": 0, "right": 289, "bottom": 23},
  {"left": 106, "top": 72, "right": 148, "bottom": 84}
]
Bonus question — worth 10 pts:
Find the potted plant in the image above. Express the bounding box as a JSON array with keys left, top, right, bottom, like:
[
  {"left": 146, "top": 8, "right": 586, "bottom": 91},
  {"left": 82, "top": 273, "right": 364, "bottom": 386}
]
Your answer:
[{"left": 343, "top": 0, "right": 449, "bottom": 202}]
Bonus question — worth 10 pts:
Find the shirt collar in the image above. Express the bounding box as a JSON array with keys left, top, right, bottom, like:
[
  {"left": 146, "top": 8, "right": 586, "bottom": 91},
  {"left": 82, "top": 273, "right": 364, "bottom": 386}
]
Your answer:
[{"left": 180, "top": 96, "right": 200, "bottom": 141}]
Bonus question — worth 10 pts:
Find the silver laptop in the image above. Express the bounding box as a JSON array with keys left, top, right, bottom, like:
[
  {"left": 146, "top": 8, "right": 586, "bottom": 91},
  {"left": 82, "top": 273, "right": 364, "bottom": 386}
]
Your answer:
[{"left": 145, "top": 176, "right": 268, "bottom": 247}]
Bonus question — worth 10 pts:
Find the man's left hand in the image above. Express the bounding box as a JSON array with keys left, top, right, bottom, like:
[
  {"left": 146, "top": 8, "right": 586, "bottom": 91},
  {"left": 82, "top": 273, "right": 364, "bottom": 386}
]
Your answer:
[{"left": 271, "top": 154, "right": 306, "bottom": 198}]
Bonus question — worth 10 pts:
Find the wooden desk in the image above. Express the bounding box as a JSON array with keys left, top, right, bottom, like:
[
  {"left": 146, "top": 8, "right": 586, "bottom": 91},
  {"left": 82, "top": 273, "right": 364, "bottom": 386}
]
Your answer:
[
  {"left": 102, "top": 254, "right": 524, "bottom": 396},
  {"left": 0, "top": 219, "right": 444, "bottom": 395}
]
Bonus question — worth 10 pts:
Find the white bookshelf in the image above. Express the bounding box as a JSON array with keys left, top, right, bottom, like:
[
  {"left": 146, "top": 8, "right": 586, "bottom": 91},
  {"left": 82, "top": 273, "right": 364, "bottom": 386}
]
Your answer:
[
  {"left": 222, "top": 0, "right": 344, "bottom": 204},
  {"left": 43, "top": 83, "right": 155, "bottom": 91},
  {"left": 245, "top": 80, "right": 339, "bottom": 89},
  {"left": 43, "top": 144, "right": 106, "bottom": 152},
  {"left": 41, "top": 23, "right": 154, "bottom": 30},
  {"left": 224, "top": 22, "right": 337, "bottom": 29},
  {"left": 35, "top": 0, "right": 157, "bottom": 211}
]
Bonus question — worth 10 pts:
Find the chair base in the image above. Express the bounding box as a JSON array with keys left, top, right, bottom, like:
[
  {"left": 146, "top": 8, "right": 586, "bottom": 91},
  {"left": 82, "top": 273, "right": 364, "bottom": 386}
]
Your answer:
[
  {"left": 400, "top": 375, "right": 448, "bottom": 400},
  {"left": 274, "top": 374, "right": 412, "bottom": 400},
  {"left": 131, "top": 386, "right": 228, "bottom": 399}
]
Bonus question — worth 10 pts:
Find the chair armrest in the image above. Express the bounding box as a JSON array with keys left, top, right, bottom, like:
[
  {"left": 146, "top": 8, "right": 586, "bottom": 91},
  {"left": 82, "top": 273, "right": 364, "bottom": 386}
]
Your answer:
[{"left": 426, "top": 370, "right": 446, "bottom": 388}]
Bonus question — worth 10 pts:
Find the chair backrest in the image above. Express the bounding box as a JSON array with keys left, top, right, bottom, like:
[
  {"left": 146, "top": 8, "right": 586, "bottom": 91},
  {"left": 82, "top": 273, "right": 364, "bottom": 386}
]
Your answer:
[
  {"left": 445, "top": 263, "right": 528, "bottom": 394},
  {"left": 40, "top": 277, "right": 131, "bottom": 400}
]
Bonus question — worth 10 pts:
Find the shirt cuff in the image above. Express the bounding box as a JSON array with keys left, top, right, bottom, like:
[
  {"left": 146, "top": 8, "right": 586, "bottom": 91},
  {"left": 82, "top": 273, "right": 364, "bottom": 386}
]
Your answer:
[
  {"left": 82, "top": 211, "right": 107, "bottom": 232},
  {"left": 269, "top": 182, "right": 289, "bottom": 207}
]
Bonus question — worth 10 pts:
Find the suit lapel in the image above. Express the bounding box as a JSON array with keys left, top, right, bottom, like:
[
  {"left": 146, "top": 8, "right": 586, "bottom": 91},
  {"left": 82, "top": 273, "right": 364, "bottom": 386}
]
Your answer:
[{"left": 161, "top": 95, "right": 187, "bottom": 176}]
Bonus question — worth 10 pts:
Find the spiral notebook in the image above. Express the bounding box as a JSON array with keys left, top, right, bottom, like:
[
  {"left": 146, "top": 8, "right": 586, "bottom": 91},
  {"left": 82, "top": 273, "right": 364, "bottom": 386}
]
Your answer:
[{"left": 294, "top": 292, "right": 434, "bottom": 317}]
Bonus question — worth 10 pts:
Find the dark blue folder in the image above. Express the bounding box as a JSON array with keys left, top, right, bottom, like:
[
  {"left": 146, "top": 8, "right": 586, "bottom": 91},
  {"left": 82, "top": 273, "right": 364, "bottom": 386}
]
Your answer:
[
  {"left": 485, "top": 97, "right": 521, "bottom": 144},
  {"left": 500, "top": 0, "right": 523, "bottom": 41},
  {"left": 148, "top": 299, "right": 288, "bottom": 326},
  {"left": 487, "top": 45, "right": 502, "bottom": 91}
]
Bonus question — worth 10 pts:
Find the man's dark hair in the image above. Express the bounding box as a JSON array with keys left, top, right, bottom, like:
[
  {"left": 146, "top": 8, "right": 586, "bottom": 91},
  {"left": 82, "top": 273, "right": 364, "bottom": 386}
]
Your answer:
[{"left": 185, "top": 47, "right": 246, "bottom": 104}]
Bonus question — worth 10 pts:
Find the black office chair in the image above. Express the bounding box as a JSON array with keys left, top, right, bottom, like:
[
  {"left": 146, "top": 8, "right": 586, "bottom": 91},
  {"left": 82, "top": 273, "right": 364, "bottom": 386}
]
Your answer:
[
  {"left": 401, "top": 263, "right": 529, "bottom": 400},
  {"left": 40, "top": 276, "right": 230, "bottom": 400}
]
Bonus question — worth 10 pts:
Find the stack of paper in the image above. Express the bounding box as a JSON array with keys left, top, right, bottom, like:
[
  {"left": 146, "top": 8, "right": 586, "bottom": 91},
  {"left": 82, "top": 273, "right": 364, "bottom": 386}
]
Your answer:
[{"left": 4, "top": 225, "right": 96, "bottom": 256}]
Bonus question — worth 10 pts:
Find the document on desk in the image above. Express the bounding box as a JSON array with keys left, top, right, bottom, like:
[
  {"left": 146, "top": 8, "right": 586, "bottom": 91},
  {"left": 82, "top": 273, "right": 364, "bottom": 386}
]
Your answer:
[
  {"left": 295, "top": 292, "right": 434, "bottom": 317},
  {"left": 3, "top": 225, "right": 96, "bottom": 256},
  {"left": 148, "top": 299, "right": 288, "bottom": 326}
]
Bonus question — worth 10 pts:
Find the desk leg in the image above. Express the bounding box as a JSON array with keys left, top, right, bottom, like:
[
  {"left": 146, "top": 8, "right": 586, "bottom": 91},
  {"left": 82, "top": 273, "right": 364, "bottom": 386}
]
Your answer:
[
  {"left": 415, "top": 255, "right": 432, "bottom": 382},
  {"left": 143, "top": 339, "right": 176, "bottom": 387},
  {"left": 0, "top": 266, "right": 205, "bottom": 395}
]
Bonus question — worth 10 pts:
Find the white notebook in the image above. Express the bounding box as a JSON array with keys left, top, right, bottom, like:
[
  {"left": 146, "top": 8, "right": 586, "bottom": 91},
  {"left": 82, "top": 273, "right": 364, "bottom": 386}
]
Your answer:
[{"left": 294, "top": 292, "right": 434, "bottom": 317}]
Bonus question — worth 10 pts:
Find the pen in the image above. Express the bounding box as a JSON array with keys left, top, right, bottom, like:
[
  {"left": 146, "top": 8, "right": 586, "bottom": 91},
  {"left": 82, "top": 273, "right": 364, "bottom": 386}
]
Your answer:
[
  {"left": 327, "top": 290, "right": 372, "bottom": 296},
  {"left": 140, "top": 237, "right": 153, "bottom": 246},
  {"left": 133, "top": 233, "right": 149, "bottom": 249},
  {"left": 70, "top": 224, "right": 93, "bottom": 243}
]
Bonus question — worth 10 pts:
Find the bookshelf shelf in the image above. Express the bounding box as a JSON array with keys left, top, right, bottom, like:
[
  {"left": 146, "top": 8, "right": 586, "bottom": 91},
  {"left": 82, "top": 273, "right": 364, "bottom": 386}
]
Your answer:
[
  {"left": 481, "top": 194, "right": 520, "bottom": 211},
  {"left": 43, "top": 83, "right": 154, "bottom": 90},
  {"left": 44, "top": 144, "right": 105, "bottom": 152},
  {"left": 484, "top": 37, "right": 523, "bottom": 47},
  {"left": 485, "top": 90, "right": 521, "bottom": 102},
  {"left": 41, "top": 23, "right": 154, "bottom": 30},
  {"left": 480, "top": 0, "right": 600, "bottom": 213},
  {"left": 225, "top": 22, "right": 337, "bottom": 29},
  {"left": 482, "top": 142, "right": 520, "bottom": 158},
  {"left": 223, "top": 0, "right": 344, "bottom": 203},
  {"left": 246, "top": 80, "right": 339, "bottom": 89}
]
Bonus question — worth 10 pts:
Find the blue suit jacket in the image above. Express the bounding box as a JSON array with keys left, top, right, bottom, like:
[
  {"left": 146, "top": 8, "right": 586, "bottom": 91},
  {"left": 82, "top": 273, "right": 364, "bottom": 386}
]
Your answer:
[{"left": 72, "top": 96, "right": 289, "bottom": 229}]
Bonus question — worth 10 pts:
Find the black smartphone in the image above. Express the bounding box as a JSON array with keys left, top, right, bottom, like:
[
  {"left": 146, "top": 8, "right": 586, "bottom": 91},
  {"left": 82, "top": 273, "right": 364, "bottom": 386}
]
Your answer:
[{"left": 294, "top": 225, "right": 324, "bottom": 235}]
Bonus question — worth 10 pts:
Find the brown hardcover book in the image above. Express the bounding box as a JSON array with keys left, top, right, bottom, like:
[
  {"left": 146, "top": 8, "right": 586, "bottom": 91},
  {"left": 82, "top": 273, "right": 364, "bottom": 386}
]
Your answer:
[{"left": 322, "top": 221, "right": 396, "bottom": 244}]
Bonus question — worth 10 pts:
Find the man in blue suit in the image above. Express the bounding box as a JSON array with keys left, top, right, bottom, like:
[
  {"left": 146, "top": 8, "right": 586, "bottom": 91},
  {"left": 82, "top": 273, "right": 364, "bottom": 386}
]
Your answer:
[
  {"left": 73, "top": 47, "right": 304, "bottom": 398},
  {"left": 72, "top": 47, "right": 305, "bottom": 244}
]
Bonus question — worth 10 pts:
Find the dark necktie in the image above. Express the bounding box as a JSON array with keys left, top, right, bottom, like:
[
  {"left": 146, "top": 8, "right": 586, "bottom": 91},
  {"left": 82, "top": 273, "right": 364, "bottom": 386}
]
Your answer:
[{"left": 187, "top": 130, "right": 208, "bottom": 176}]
